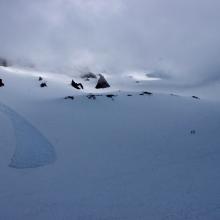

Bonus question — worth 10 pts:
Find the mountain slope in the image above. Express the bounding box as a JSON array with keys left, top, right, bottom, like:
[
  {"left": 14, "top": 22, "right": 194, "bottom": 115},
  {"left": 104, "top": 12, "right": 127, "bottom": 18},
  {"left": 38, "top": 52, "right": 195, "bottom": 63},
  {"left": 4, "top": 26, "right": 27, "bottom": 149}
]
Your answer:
[{"left": 0, "top": 66, "right": 220, "bottom": 219}]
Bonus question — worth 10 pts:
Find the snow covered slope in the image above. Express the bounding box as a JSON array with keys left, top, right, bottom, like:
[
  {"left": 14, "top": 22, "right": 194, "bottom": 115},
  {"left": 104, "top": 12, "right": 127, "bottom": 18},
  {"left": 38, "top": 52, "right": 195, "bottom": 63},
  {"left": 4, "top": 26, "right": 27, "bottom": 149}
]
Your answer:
[{"left": 0, "top": 66, "right": 220, "bottom": 219}]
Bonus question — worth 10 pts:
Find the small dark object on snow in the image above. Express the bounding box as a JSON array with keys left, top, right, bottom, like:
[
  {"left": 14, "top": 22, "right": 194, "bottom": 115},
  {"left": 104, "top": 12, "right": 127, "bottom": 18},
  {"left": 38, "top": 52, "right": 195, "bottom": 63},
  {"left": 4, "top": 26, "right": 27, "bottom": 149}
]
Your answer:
[
  {"left": 81, "top": 72, "right": 97, "bottom": 80},
  {"left": 39, "top": 76, "right": 43, "bottom": 81},
  {"left": 40, "top": 82, "right": 47, "bottom": 87},
  {"left": 139, "top": 91, "right": 152, "bottom": 96},
  {"left": 0, "top": 79, "right": 4, "bottom": 87},
  {"left": 190, "top": 130, "right": 196, "bottom": 134},
  {"left": 64, "top": 96, "right": 74, "bottom": 100},
  {"left": 127, "top": 94, "right": 132, "bottom": 96},
  {"left": 106, "top": 94, "right": 117, "bottom": 99},
  {"left": 95, "top": 74, "right": 110, "bottom": 89},
  {"left": 136, "top": 81, "right": 140, "bottom": 83},
  {"left": 87, "top": 94, "right": 103, "bottom": 100},
  {"left": 192, "top": 96, "right": 200, "bottom": 99},
  {"left": 87, "top": 94, "right": 96, "bottom": 100},
  {"left": 71, "top": 80, "right": 84, "bottom": 90}
]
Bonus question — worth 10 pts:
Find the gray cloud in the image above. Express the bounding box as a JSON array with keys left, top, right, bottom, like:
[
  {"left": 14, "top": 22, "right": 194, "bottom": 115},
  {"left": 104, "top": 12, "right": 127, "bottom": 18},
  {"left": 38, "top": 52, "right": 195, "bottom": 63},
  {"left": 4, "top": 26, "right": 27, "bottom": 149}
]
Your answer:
[{"left": 0, "top": 0, "right": 220, "bottom": 84}]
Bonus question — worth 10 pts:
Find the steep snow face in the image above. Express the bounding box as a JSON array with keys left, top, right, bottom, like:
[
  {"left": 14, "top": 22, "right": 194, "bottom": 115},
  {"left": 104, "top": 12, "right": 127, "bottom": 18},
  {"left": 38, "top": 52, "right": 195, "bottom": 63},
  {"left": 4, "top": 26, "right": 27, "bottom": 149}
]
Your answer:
[{"left": 0, "top": 66, "right": 220, "bottom": 219}]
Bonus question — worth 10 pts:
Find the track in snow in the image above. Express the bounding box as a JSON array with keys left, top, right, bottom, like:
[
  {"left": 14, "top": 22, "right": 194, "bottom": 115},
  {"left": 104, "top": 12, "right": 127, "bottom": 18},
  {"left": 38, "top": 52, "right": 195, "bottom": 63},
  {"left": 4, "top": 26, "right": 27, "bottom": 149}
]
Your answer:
[{"left": 0, "top": 103, "right": 56, "bottom": 168}]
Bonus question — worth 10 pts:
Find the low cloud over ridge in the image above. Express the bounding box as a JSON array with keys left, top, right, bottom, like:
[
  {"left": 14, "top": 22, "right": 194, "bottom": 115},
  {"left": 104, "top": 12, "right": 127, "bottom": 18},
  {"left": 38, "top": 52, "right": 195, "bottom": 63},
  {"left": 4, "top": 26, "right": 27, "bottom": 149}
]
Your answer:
[{"left": 0, "top": 0, "right": 220, "bottom": 85}]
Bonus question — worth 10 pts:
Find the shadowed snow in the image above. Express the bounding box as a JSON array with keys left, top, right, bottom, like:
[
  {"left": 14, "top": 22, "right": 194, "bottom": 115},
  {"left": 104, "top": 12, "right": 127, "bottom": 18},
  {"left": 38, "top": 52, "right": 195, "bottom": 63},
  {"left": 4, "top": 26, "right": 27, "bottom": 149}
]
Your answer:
[{"left": 0, "top": 103, "right": 56, "bottom": 168}]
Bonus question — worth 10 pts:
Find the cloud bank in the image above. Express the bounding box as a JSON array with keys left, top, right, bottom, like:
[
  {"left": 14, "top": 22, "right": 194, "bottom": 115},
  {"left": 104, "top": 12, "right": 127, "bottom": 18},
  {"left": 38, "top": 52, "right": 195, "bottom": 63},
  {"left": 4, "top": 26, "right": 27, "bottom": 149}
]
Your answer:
[{"left": 0, "top": 0, "right": 220, "bottom": 84}]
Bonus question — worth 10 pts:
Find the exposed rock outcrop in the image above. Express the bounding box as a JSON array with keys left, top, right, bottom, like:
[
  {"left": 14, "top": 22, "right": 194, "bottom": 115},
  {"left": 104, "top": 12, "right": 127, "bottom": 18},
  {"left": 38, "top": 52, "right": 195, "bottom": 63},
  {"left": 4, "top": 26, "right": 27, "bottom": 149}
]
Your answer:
[
  {"left": 0, "top": 79, "right": 4, "bottom": 87},
  {"left": 71, "top": 80, "right": 84, "bottom": 90},
  {"left": 95, "top": 74, "right": 110, "bottom": 89},
  {"left": 40, "top": 82, "right": 47, "bottom": 88}
]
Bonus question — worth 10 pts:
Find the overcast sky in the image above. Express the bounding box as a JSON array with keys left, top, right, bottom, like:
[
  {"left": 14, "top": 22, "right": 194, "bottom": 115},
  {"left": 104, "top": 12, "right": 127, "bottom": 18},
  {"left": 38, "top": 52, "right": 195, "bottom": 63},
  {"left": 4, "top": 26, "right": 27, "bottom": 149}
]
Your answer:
[{"left": 0, "top": 0, "right": 220, "bottom": 84}]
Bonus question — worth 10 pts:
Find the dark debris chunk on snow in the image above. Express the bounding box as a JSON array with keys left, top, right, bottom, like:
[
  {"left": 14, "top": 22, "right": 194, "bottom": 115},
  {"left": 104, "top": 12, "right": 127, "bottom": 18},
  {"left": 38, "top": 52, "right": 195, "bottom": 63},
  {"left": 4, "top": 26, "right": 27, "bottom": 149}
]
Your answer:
[
  {"left": 139, "top": 91, "right": 152, "bottom": 96},
  {"left": 71, "top": 80, "right": 84, "bottom": 90},
  {"left": 106, "top": 94, "right": 117, "bottom": 100},
  {"left": 190, "top": 130, "right": 196, "bottom": 134},
  {"left": 0, "top": 79, "right": 4, "bottom": 87},
  {"left": 64, "top": 96, "right": 74, "bottom": 100},
  {"left": 192, "top": 96, "right": 200, "bottom": 99},
  {"left": 87, "top": 94, "right": 103, "bottom": 100},
  {"left": 40, "top": 82, "right": 47, "bottom": 88},
  {"left": 38, "top": 76, "right": 43, "bottom": 81},
  {"left": 87, "top": 94, "right": 96, "bottom": 100}
]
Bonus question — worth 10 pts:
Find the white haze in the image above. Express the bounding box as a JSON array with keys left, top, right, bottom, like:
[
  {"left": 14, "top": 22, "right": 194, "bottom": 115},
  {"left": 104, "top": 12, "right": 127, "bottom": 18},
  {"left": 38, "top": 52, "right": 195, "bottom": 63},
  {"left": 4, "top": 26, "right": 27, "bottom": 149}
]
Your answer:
[{"left": 0, "top": 0, "right": 220, "bottom": 85}]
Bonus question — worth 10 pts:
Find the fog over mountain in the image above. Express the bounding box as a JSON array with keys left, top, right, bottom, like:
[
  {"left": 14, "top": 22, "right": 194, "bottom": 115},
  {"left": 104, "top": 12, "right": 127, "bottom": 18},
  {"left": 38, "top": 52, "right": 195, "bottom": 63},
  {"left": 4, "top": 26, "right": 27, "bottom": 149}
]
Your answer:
[{"left": 1, "top": 0, "right": 220, "bottom": 84}]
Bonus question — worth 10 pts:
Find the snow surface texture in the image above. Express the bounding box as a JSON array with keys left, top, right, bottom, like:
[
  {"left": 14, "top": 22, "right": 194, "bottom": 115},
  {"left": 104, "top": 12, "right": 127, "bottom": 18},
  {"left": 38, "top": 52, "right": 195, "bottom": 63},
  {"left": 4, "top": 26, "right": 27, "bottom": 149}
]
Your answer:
[
  {"left": 0, "top": 66, "right": 220, "bottom": 219},
  {"left": 0, "top": 103, "right": 56, "bottom": 168}
]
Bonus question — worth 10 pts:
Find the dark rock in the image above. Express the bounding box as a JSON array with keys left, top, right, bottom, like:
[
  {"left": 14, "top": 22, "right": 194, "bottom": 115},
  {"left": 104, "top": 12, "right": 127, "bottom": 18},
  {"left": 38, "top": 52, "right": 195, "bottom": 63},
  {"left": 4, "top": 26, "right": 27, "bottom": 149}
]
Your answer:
[
  {"left": 71, "top": 80, "right": 84, "bottom": 90},
  {"left": 0, "top": 79, "right": 4, "bottom": 87},
  {"left": 127, "top": 94, "right": 132, "bottom": 96},
  {"left": 95, "top": 74, "right": 110, "bottom": 89},
  {"left": 64, "top": 96, "right": 74, "bottom": 100},
  {"left": 106, "top": 94, "right": 117, "bottom": 99},
  {"left": 192, "top": 96, "right": 200, "bottom": 99},
  {"left": 87, "top": 94, "right": 96, "bottom": 100},
  {"left": 139, "top": 91, "right": 152, "bottom": 96},
  {"left": 190, "top": 130, "right": 196, "bottom": 134},
  {"left": 40, "top": 82, "right": 47, "bottom": 88},
  {"left": 39, "top": 76, "right": 43, "bottom": 81},
  {"left": 81, "top": 72, "right": 97, "bottom": 80},
  {"left": 86, "top": 94, "right": 103, "bottom": 100}
]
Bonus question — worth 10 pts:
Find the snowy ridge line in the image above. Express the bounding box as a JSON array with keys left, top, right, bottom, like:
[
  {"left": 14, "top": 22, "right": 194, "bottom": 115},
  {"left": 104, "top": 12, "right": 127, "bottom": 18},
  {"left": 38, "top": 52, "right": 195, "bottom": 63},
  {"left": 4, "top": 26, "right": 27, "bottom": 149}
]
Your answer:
[{"left": 0, "top": 102, "right": 56, "bottom": 168}]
